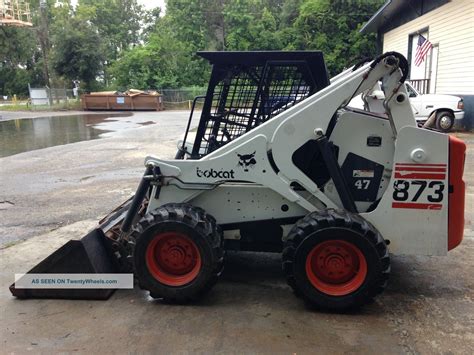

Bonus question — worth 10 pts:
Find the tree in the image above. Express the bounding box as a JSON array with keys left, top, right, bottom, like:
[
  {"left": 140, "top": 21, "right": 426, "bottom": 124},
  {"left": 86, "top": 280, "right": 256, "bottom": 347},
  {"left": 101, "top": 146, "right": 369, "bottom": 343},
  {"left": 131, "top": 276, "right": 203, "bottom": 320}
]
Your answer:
[
  {"left": 51, "top": 18, "right": 103, "bottom": 90},
  {"left": 222, "top": 0, "right": 259, "bottom": 50},
  {"left": 248, "top": 7, "right": 282, "bottom": 50},
  {"left": 77, "top": 0, "right": 143, "bottom": 59},
  {"left": 290, "top": 0, "right": 383, "bottom": 75},
  {"left": 76, "top": 0, "right": 144, "bottom": 85},
  {"left": 143, "top": 7, "right": 163, "bottom": 38},
  {"left": 110, "top": 30, "right": 193, "bottom": 89},
  {"left": 0, "top": 26, "right": 42, "bottom": 97},
  {"left": 2, "top": 0, "right": 385, "bottom": 93}
]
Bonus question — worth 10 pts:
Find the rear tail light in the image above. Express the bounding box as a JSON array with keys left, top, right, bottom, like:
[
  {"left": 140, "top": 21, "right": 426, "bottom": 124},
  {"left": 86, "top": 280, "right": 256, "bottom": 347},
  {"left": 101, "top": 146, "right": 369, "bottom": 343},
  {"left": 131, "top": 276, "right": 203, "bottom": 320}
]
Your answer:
[{"left": 457, "top": 100, "right": 464, "bottom": 110}]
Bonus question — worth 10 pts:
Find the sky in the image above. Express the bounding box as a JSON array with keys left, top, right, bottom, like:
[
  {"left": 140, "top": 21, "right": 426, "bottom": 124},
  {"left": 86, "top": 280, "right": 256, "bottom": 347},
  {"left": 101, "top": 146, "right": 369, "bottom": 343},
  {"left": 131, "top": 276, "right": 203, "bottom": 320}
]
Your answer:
[{"left": 137, "top": 0, "right": 165, "bottom": 11}]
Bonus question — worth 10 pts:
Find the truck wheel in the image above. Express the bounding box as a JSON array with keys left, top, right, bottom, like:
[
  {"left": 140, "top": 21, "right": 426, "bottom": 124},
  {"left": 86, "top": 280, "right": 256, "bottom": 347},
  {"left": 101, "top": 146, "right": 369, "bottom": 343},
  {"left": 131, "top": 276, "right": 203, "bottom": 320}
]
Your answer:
[
  {"left": 436, "top": 110, "right": 455, "bottom": 132},
  {"left": 132, "top": 204, "right": 223, "bottom": 302},
  {"left": 174, "top": 149, "right": 185, "bottom": 159},
  {"left": 282, "top": 210, "right": 390, "bottom": 310}
]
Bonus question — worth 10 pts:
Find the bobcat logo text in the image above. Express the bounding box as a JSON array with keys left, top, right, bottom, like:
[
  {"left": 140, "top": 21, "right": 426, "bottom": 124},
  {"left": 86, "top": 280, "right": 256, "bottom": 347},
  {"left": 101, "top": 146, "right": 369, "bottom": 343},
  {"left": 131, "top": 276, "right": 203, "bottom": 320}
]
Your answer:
[{"left": 196, "top": 167, "right": 235, "bottom": 179}]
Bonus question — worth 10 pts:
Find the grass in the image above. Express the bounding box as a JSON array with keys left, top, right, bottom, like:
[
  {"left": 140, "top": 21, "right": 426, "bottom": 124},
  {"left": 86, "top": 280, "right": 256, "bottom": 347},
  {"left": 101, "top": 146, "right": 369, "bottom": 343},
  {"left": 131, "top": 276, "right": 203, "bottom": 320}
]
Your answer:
[
  {"left": 162, "top": 101, "right": 204, "bottom": 110},
  {"left": 0, "top": 100, "right": 82, "bottom": 112},
  {"left": 0, "top": 100, "right": 204, "bottom": 112}
]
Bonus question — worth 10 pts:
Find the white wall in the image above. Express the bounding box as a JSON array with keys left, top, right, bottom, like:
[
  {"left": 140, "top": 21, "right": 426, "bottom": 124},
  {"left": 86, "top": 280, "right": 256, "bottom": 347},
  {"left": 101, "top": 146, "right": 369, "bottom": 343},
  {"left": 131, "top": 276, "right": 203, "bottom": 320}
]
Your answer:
[{"left": 382, "top": 0, "right": 474, "bottom": 95}]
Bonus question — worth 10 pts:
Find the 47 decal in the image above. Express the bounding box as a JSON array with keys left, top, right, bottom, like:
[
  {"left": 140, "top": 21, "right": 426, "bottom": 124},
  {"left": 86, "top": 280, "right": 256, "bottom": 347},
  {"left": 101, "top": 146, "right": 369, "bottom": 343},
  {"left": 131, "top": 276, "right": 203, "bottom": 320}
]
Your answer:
[{"left": 391, "top": 163, "right": 446, "bottom": 210}]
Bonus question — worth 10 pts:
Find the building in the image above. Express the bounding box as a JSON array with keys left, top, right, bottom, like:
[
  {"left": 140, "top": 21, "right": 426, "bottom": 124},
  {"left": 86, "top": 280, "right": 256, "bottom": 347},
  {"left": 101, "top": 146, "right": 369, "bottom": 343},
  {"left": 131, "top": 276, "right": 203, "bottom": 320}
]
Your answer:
[{"left": 361, "top": 0, "right": 474, "bottom": 129}]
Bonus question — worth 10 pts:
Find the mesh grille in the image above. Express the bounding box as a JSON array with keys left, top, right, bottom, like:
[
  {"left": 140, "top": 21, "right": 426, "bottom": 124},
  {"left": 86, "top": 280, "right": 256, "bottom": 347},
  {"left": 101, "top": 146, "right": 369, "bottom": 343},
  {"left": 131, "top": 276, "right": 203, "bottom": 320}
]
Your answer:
[{"left": 194, "top": 61, "right": 319, "bottom": 157}]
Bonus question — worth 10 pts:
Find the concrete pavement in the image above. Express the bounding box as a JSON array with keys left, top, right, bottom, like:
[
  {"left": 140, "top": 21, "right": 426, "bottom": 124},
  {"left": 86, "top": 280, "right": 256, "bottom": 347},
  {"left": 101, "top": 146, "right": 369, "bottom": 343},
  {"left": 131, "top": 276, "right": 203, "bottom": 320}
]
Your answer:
[{"left": 0, "top": 111, "right": 190, "bottom": 246}]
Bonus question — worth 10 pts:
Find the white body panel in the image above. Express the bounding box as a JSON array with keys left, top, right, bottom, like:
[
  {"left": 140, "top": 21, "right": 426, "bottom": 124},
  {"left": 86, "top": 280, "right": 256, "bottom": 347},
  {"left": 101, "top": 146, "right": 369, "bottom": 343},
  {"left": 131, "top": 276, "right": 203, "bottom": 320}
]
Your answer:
[
  {"left": 145, "top": 55, "right": 451, "bottom": 256},
  {"left": 324, "top": 112, "right": 395, "bottom": 213},
  {"left": 190, "top": 185, "right": 307, "bottom": 224},
  {"left": 362, "top": 126, "right": 449, "bottom": 255}
]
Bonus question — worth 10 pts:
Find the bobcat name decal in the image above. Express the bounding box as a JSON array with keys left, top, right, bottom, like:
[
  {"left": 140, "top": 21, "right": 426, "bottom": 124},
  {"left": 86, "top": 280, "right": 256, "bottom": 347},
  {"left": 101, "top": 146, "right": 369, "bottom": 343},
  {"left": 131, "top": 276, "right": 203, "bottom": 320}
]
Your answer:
[{"left": 196, "top": 167, "right": 235, "bottom": 179}]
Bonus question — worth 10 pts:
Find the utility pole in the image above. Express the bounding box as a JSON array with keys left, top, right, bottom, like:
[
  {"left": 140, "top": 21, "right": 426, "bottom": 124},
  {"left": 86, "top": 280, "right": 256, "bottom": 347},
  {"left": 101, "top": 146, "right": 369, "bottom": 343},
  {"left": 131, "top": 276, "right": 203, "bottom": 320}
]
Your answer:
[
  {"left": 38, "top": 0, "right": 52, "bottom": 104},
  {"left": 219, "top": 0, "right": 226, "bottom": 50}
]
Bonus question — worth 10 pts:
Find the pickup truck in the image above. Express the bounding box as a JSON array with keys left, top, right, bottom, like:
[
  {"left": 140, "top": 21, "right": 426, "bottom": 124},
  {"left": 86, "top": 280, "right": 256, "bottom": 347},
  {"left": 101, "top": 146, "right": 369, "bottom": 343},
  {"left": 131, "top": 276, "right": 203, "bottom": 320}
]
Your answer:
[{"left": 349, "top": 82, "right": 464, "bottom": 132}]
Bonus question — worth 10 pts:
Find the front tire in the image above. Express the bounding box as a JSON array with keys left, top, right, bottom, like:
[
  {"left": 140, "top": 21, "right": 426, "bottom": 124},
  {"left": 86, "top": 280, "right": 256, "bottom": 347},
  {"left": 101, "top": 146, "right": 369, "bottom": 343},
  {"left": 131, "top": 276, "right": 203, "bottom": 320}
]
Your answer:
[
  {"left": 132, "top": 204, "right": 223, "bottom": 302},
  {"left": 282, "top": 210, "right": 390, "bottom": 310},
  {"left": 436, "top": 110, "right": 455, "bottom": 132}
]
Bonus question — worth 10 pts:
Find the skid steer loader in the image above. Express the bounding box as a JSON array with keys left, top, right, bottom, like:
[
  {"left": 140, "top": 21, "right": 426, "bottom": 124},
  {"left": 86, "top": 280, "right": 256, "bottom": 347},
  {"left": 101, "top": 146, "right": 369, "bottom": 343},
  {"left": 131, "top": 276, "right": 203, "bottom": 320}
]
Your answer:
[{"left": 10, "top": 51, "right": 466, "bottom": 310}]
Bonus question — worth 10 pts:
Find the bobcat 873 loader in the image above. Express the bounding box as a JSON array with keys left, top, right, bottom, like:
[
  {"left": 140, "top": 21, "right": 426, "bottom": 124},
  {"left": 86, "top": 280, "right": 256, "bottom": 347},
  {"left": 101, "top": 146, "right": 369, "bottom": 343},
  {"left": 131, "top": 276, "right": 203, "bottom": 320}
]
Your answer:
[{"left": 10, "top": 51, "right": 466, "bottom": 310}]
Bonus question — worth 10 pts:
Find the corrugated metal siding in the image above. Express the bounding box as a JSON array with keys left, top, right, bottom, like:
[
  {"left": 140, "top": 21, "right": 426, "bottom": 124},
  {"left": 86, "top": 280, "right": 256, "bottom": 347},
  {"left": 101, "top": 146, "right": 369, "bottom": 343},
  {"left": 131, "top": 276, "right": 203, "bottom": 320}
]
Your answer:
[{"left": 382, "top": 0, "right": 474, "bottom": 95}]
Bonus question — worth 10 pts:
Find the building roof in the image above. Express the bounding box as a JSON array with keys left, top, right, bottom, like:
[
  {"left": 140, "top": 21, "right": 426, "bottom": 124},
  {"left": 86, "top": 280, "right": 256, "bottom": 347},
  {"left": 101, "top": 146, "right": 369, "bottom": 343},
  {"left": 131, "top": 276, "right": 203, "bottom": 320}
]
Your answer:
[
  {"left": 360, "top": 0, "right": 406, "bottom": 33},
  {"left": 360, "top": 0, "right": 449, "bottom": 34}
]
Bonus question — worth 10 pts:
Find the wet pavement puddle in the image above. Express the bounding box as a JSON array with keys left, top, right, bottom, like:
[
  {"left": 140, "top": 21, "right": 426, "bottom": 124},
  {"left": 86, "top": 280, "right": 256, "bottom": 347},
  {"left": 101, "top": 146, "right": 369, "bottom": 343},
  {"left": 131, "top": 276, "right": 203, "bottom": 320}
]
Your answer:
[{"left": 0, "top": 113, "right": 154, "bottom": 157}]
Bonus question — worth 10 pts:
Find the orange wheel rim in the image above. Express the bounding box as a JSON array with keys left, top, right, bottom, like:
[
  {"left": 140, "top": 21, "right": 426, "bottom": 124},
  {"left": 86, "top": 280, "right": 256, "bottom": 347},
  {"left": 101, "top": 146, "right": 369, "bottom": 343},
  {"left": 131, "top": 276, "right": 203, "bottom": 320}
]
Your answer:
[
  {"left": 146, "top": 232, "right": 201, "bottom": 286},
  {"left": 305, "top": 240, "right": 367, "bottom": 296}
]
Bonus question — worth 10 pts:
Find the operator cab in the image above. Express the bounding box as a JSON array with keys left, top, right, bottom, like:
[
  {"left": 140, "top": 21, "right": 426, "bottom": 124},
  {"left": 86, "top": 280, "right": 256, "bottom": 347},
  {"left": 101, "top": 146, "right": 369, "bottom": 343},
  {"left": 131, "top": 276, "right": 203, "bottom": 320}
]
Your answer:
[{"left": 176, "top": 51, "right": 330, "bottom": 159}]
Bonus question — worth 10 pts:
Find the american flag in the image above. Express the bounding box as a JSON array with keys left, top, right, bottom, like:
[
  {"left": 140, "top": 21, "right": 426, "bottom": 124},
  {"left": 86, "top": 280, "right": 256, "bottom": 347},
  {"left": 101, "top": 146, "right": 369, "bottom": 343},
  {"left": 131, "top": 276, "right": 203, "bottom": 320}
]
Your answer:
[{"left": 415, "top": 34, "right": 432, "bottom": 67}]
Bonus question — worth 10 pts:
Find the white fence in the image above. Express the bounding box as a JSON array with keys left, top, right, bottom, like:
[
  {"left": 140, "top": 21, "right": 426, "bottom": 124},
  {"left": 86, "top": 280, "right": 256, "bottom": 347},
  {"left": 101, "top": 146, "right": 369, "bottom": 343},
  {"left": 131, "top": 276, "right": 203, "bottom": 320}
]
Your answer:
[
  {"left": 28, "top": 85, "right": 78, "bottom": 106},
  {"left": 29, "top": 87, "right": 49, "bottom": 105}
]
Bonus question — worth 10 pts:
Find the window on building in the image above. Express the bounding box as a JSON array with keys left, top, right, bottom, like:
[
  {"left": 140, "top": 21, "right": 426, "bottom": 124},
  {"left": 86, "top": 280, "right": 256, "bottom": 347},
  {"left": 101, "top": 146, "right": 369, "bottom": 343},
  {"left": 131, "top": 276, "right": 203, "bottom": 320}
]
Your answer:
[
  {"left": 409, "top": 31, "right": 430, "bottom": 80},
  {"left": 408, "top": 31, "right": 437, "bottom": 94}
]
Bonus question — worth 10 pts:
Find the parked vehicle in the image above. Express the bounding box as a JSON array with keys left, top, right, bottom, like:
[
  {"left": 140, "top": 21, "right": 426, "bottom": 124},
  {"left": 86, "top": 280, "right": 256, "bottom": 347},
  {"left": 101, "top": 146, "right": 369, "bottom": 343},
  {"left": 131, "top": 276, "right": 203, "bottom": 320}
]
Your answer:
[
  {"left": 405, "top": 82, "right": 464, "bottom": 132},
  {"left": 349, "top": 82, "right": 464, "bottom": 132}
]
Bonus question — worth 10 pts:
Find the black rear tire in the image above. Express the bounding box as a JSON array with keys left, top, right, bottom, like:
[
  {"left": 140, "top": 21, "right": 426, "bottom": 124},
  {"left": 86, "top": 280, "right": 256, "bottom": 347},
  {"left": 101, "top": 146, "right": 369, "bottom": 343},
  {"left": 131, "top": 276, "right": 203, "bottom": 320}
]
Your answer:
[
  {"left": 282, "top": 209, "right": 390, "bottom": 310},
  {"left": 132, "top": 204, "right": 223, "bottom": 302}
]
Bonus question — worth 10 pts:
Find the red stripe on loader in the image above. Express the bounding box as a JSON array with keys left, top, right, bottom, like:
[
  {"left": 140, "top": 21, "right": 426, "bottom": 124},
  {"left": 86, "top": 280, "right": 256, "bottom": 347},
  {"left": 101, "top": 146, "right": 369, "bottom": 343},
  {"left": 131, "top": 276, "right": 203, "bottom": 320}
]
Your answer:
[
  {"left": 394, "top": 172, "right": 446, "bottom": 179},
  {"left": 395, "top": 163, "right": 447, "bottom": 167},
  {"left": 392, "top": 202, "right": 442, "bottom": 210},
  {"left": 395, "top": 167, "right": 446, "bottom": 172}
]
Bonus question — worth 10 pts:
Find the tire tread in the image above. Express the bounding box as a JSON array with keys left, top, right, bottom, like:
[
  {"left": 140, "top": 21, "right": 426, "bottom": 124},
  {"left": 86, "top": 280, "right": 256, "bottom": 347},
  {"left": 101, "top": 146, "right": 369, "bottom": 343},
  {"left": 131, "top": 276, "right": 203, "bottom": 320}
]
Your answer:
[
  {"left": 282, "top": 209, "right": 390, "bottom": 310},
  {"left": 132, "top": 204, "right": 224, "bottom": 303}
]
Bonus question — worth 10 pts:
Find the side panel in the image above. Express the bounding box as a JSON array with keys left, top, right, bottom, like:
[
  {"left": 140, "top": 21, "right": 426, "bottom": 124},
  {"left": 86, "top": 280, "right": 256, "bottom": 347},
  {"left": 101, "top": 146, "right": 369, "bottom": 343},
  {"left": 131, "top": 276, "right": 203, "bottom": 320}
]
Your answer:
[
  {"left": 363, "top": 126, "right": 449, "bottom": 255},
  {"left": 189, "top": 184, "right": 308, "bottom": 225},
  {"left": 325, "top": 112, "right": 395, "bottom": 212}
]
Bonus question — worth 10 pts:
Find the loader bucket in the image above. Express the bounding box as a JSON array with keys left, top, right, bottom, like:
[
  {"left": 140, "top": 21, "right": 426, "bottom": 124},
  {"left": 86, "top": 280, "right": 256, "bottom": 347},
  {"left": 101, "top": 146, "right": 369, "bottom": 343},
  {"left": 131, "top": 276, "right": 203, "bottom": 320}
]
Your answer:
[{"left": 10, "top": 228, "right": 119, "bottom": 300}]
